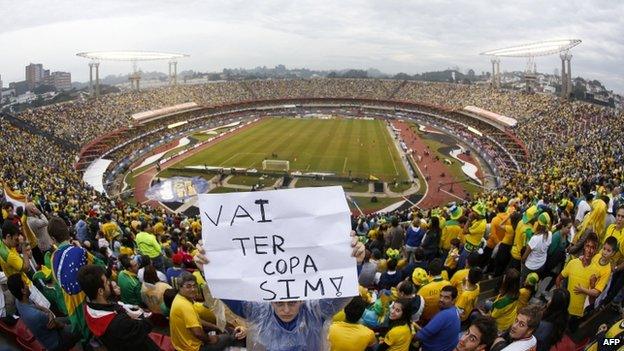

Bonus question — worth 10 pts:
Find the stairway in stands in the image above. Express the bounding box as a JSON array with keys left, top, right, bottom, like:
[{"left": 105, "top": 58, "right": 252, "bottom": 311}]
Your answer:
[
  {"left": 476, "top": 276, "right": 501, "bottom": 304},
  {"left": 1, "top": 112, "right": 77, "bottom": 150}
]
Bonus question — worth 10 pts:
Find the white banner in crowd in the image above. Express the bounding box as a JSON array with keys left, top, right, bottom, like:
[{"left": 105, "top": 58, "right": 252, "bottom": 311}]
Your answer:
[{"left": 198, "top": 186, "right": 358, "bottom": 302}]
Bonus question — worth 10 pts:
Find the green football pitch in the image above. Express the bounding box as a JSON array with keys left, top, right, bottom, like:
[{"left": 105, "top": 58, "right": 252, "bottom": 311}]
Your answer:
[{"left": 172, "top": 118, "right": 409, "bottom": 181}]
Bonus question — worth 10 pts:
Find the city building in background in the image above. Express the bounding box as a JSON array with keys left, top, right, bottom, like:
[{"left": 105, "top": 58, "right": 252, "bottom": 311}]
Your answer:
[
  {"left": 45, "top": 71, "right": 72, "bottom": 91},
  {"left": 25, "top": 63, "right": 44, "bottom": 89}
]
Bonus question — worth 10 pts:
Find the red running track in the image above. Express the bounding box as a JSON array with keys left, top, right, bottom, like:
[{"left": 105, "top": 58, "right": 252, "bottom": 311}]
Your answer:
[{"left": 393, "top": 120, "right": 471, "bottom": 208}]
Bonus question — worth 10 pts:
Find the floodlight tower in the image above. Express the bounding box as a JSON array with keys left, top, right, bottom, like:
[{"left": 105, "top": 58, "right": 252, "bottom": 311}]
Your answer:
[
  {"left": 481, "top": 39, "right": 581, "bottom": 97},
  {"left": 76, "top": 51, "right": 189, "bottom": 96}
]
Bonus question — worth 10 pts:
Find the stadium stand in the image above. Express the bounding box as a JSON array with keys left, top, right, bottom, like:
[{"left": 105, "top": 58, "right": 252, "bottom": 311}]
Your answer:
[{"left": 1, "top": 78, "right": 624, "bottom": 350}]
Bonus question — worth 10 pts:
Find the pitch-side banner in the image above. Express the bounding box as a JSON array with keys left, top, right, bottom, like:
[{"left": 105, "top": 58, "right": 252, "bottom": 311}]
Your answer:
[
  {"left": 197, "top": 186, "right": 358, "bottom": 302},
  {"left": 145, "top": 176, "right": 209, "bottom": 203}
]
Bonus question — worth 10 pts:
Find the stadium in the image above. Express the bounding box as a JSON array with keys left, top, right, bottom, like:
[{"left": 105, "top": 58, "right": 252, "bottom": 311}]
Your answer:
[
  {"left": 1, "top": 75, "right": 624, "bottom": 351},
  {"left": 71, "top": 79, "right": 525, "bottom": 214}
]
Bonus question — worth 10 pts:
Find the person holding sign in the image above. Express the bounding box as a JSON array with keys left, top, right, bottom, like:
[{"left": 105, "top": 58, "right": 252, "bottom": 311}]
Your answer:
[
  {"left": 194, "top": 187, "right": 366, "bottom": 351},
  {"left": 193, "top": 231, "right": 365, "bottom": 350}
]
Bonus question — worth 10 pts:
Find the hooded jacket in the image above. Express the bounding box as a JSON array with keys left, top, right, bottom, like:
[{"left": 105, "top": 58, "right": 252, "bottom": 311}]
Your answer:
[{"left": 84, "top": 301, "right": 159, "bottom": 351}]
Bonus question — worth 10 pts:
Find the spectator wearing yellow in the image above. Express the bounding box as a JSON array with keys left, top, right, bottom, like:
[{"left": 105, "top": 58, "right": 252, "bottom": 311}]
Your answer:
[
  {"left": 587, "top": 235, "right": 617, "bottom": 306},
  {"left": 135, "top": 221, "right": 165, "bottom": 272},
  {"left": 603, "top": 206, "right": 624, "bottom": 304},
  {"left": 490, "top": 268, "right": 520, "bottom": 332},
  {"left": 378, "top": 299, "right": 413, "bottom": 351},
  {"left": 518, "top": 273, "right": 538, "bottom": 311},
  {"left": 444, "top": 238, "right": 461, "bottom": 272},
  {"left": 170, "top": 274, "right": 239, "bottom": 351},
  {"left": 569, "top": 199, "right": 607, "bottom": 255},
  {"left": 100, "top": 213, "right": 122, "bottom": 243},
  {"left": 456, "top": 267, "right": 482, "bottom": 322},
  {"left": 511, "top": 205, "right": 539, "bottom": 270},
  {"left": 463, "top": 202, "right": 487, "bottom": 253},
  {"left": 442, "top": 205, "right": 464, "bottom": 250},
  {"left": 585, "top": 304, "right": 624, "bottom": 351},
  {"left": 328, "top": 296, "right": 376, "bottom": 351},
  {"left": 419, "top": 258, "right": 451, "bottom": 322},
  {"left": 412, "top": 267, "right": 430, "bottom": 289},
  {"left": 556, "top": 232, "right": 602, "bottom": 331},
  {"left": 451, "top": 252, "right": 480, "bottom": 295},
  {"left": 487, "top": 202, "right": 512, "bottom": 274},
  {"left": 152, "top": 221, "right": 166, "bottom": 237}
]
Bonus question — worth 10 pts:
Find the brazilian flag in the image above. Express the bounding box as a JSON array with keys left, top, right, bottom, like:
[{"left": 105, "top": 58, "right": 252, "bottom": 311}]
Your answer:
[
  {"left": 32, "top": 252, "right": 67, "bottom": 316},
  {"left": 51, "top": 242, "right": 105, "bottom": 343}
]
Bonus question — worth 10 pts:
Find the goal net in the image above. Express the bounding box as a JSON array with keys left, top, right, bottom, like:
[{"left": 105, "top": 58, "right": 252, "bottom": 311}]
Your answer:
[{"left": 262, "top": 159, "right": 290, "bottom": 171}]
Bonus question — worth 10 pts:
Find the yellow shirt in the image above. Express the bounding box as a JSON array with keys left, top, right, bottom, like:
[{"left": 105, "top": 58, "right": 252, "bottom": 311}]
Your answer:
[
  {"left": 456, "top": 283, "right": 480, "bottom": 321},
  {"left": 384, "top": 324, "right": 412, "bottom": 351},
  {"left": 604, "top": 224, "right": 624, "bottom": 264},
  {"left": 0, "top": 244, "right": 31, "bottom": 286},
  {"left": 501, "top": 220, "right": 515, "bottom": 245},
  {"left": 101, "top": 222, "right": 120, "bottom": 242},
  {"left": 193, "top": 302, "right": 217, "bottom": 325},
  {"left": 465, "top": 219, "right": 486, "bottom": 247},
  {"left": 560, "top": 257, "right": 609, "bottom": 317},
  {"left": 328, "top": 322, "right": 376, "bottom": 351},
  {"left": 444, "top": 247, "right": 460, "bottom": 270},
  {"left": 585, "top": 319, "right": 624, "bottom": 351},
  {"left": 120, "top": 246, "right": 135, "bottom": 256},
  {"left": 153, "top": 222, "right": 166, "bottom": 236},
  {"left": 191, "top": 220, "right": 202, "bottom": 237},
  {"left": 590, "top": 253, "right": 612, "bottom": 293},
  {"left": 490, "top": 295, "right": 518, "bottom": 332},
  {"left": 518, "top": 287, "right": 532, "bottom": 311},
  {"left": 511, "top": 222, "right": 532, "bottom": 260},
  {"left": 441, "top": 221, "right": 463, "bottom": 250},
  {"left": 21, "top": 214, "right": 39, "bottom": 248},
  {"left": 488, "top": 213, "right": 508, "bottom": 248},
  {"left": 419, "top": 278, "right": 450, "bottom": 321},
  {"left": 450, "top": 268, "right": 469, "bottom": 294},
  {"left": 170, "top": 295, "right": 203, "bottom": 351}
]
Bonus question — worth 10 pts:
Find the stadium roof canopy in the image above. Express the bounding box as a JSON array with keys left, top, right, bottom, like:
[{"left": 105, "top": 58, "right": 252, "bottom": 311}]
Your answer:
[
  {"left": 480, "top": 39, "right": 581, "bottom": 57},
  {"left": 76, "top": 51, "right": 188, "bottom": 61}
]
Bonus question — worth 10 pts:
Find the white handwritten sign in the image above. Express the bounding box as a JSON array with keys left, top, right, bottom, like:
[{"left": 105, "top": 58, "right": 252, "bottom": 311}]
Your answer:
[{"left": 198, "top": 186, "right": 358, "bottom": 302}]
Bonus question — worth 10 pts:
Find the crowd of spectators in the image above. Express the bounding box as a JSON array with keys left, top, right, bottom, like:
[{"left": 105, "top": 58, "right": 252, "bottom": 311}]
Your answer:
[{"left": 0, "top": 78, "right": 623, "bottom": 350}]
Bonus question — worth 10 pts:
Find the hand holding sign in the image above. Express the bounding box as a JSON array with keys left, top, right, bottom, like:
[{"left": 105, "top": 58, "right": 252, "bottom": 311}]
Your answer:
[{"left": 197, "top": 186, "right": 360, "bottom": 302}]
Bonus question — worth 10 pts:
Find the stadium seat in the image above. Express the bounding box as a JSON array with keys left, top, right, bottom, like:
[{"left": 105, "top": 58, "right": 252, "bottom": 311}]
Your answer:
[
  {"left": 149, "top": 312, "right": 170, "bottom": 328},
  {"left": 149, "top": 331, "right": 163, "bottom": 345},
  {"left": 0, "top": 318, "right": 18, "bottom": 338},
  {"left": 17, "top": 339, "right": 46, "bottom": 351},
  {"left": 159, "top": 334, "right": 175, "bottom": 351},
  {"left": 15, "top": 319, "right": 35, "bottom": 343}
]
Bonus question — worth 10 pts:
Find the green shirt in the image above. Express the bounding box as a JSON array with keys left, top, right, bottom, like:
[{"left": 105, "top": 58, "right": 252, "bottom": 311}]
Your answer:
[
  {"left": 548, "top": 230, "right": 567, "bottom": 256},
  {"left": 135, "top": 231, "right": 162, "bottom": 258},
  {"left": 118, "top": 270, "right": 142, "bottom": 306}
]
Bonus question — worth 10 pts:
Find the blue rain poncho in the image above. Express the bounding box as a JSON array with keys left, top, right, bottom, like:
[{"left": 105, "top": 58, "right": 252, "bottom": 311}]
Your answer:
[{"left": 223, "top": 297, "right": 351, "bottom": 350}]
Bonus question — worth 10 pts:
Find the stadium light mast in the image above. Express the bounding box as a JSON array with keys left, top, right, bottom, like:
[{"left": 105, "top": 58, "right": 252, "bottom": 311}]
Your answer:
[
  {"left": 480, "top": 39, "right": 581, "bottom": 97},
  {"left": 76, "top": 51, "right": 189, "bottom": 96}
]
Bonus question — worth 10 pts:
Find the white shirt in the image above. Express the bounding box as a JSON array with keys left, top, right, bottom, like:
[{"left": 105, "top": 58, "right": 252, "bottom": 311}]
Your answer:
[
  {"left": 137, "top": 267, "right": 167, "bottom": 283},
  {"left": 501, "top": 335, "right": 536, "bottom": 351},
  {"left": 575, "top": 200, "right": 591, "bottom": 223},
  {"left": 525, "top": 233, "right": 552, "bottom": 270}
]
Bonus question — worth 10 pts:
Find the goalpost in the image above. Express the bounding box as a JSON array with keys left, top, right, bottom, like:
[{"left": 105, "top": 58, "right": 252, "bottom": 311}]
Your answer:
[{"left": 262, "top": 159, "right": 290, "bottom": 172}]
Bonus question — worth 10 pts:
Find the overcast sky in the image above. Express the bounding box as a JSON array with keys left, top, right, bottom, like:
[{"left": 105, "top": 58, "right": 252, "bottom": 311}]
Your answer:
[{"left": 1, "top": 0, "right": 622, "bottom": 93}]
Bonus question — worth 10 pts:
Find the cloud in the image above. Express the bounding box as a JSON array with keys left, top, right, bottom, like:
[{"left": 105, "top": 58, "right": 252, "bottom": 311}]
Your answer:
[{"left": 0, "top": 0, "right": 622, "bottom": 92}]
